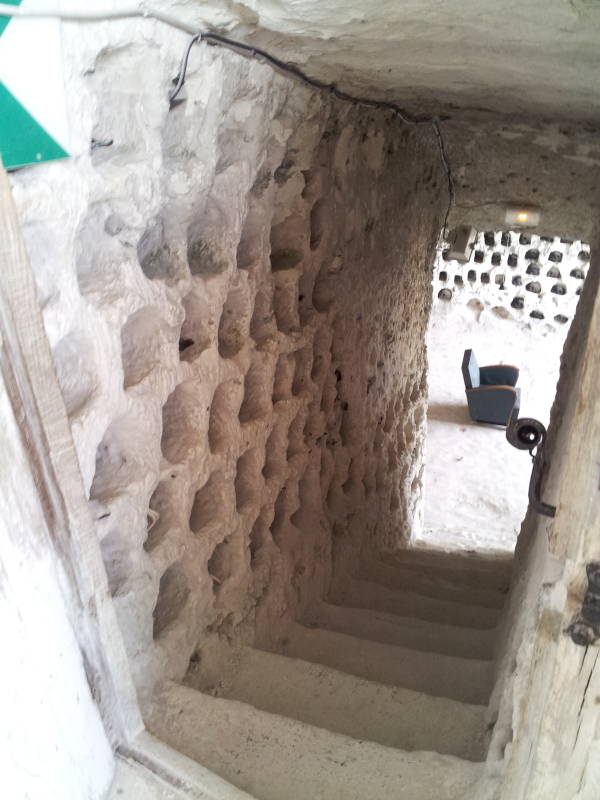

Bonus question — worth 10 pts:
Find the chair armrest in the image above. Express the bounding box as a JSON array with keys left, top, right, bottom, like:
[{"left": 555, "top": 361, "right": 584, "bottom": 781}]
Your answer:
[{"left": 479, "top": 364, "right": 519, "bottom": 387}]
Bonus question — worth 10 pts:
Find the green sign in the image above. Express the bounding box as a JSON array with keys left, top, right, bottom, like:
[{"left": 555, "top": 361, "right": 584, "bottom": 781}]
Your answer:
[{"left": 0, "top": 0, "right": 69, "bottom": 169}]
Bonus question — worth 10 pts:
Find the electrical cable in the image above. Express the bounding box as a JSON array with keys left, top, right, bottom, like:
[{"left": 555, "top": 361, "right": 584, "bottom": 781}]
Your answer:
[
  {"left": 169, "top": 32, "right": 455, "bottom": 232},
  {"left": 0, "top": 1, "right": 455, "bottom": 228}
]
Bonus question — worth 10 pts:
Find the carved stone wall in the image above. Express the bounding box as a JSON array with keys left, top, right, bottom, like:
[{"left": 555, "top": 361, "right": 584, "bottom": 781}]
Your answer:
[{"left": 10, "top": 25, "right": 443, "bottom": 695}]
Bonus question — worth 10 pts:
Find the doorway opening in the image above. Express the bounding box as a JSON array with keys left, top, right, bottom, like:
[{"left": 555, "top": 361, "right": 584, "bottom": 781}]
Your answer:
[{"left": 418, "top": 228, "right": 590, "bottom": 554}]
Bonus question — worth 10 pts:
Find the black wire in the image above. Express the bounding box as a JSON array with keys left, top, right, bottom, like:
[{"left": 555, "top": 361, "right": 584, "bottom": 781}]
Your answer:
[
  {"left": 432, "top": 119, "right": 455, "bottom": 238},
  {"left": 169, "top": 32, "right": 455, "bottom": 228}
]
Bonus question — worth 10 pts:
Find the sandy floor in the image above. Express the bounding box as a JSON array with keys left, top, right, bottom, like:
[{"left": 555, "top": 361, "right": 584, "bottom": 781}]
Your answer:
[{"left": 417, "top": 300, "right": 568, "bottom": 554}]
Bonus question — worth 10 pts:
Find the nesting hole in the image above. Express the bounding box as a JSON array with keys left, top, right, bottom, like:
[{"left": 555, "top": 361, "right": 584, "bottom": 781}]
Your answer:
[
  {"left": 121, "top": 307, "right": 169, "bottom": 388},
  {"left": 189, "top": 471, "right": 230, "bottom": 533},
  {"left": 218, "top": 279, "right": 251, "bottom": 358},
  {"left": 263, "top": 423, "right": 288, "bottom": 481},
  {"left": 271, "top": 249, "right": 303, "bottom": 271},
  {"left": 179, "top": 289, "right": 212, "bottom": 362},
  {"left": 89, "top": 415, "right": 146, "bottom": 502},
  {"left": 273, "top": 277, "right": 301, "bottom": 333},
  {"left": 287, "top": 409, "right": 307, "bottom": 460},
  {"left": 144, "top": 481, "right": 174, "bottom": 552},
  {"left": 249, "top": 507, "right": 272, "bottom": 563},
  {"left": 208, "top": 380, "right": 242, "bottom": 454},
  {"left": 235, "top": 448, "right": 263, "bottom": 512},
  {"left": 208, "top": 539, "right": 234, "bottom": 588},
  {"left": 53, "top": 330, "right": 98, "bottom": 417},
  {"left": 312, "top": 265, "right": 337, "bottom": 313},
  {"left": 292, "top": 346, "right": 313, "bottom": 396},
  {"left": 310, "top": 198, "right": 327, "bottom": 250},
  {"left": 273, "top": 353, "right": 295, "bottom": 402},
  {"left": 239, "top": 357, "right": 273, "bottom": 423},
  {"left": 153, "top": 562, "right": 190, "bottom": 638},
  {"left": 138, "top": 218, "right": 176, "bottom": 281},
  {"left": 162, "top": 381, "right": 210, "bottom": 464},
  {"left": 187, "top": 221, "right": 227, "bottom": 275},
  {"left": 250, "top": 289, "right": 276, "bottom": 346}
]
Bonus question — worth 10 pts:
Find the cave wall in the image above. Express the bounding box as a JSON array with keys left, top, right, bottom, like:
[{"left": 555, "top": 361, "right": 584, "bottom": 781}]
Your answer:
[{"left": 10, "top": 21, "right": 444, "bottom": 695}]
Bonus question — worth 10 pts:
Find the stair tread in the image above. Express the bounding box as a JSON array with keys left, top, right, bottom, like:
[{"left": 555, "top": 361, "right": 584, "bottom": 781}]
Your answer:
[
  {"left": 147, "top": 681, "right": 488, "bottom": 800},
  {"left": 357, "top": 557, "right": 508, "bottom": 609},
  {"left": 186, "top": 644, "right": 487, "bottom": 760},
  {"left": 305, "top": 601, "right": 496, "bottom": 660},
  {"left": 334, "top": 578, "right": 501, "bottom": 629},
  {"left": 373, "top": 547, "right": 512, "bottom": 581},
  {"left": 277, "top": 623, "right": 492, "bottom": 704}
]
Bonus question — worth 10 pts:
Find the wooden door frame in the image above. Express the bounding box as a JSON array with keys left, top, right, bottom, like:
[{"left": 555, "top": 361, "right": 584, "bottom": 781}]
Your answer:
[{"left": 497, "top": 244, "right": 600, "bottom": 799}]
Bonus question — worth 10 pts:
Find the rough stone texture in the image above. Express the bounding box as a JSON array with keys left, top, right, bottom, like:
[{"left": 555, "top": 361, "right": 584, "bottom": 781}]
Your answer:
[
  {"left": 232, "top": 0, "right": 600, "bottom": 122},
  {"left": 10, "top": 19, "right": 443, "bottom": 696}
]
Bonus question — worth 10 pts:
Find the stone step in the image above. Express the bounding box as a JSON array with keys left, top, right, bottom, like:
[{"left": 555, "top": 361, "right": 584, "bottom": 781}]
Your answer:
[
  {"left": 374, "top": 547, "right": 513, "bottom": 593},
  {"left": 147, "top": 681, "right": 490, "bottom": 800},
  {"left": 358, "top": 556, "right": 508, "bottom": 609},
  {"left": 304, "top": 601, "right": 496, "bottom": 660},
  {"left": 333, "top": 578, "right": 501, "bottom": 629},
  {"left": 185, "top": 645, "right": 488, "bottom": 760},
  {"left": 276, "top": 623, "right": 492, "bottom": 704}
]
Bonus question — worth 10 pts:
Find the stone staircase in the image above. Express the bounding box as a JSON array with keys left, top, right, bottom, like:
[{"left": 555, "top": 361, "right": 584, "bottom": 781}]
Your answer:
[{"left": 146, "top": 550, "right": 511, "bottom": 800}]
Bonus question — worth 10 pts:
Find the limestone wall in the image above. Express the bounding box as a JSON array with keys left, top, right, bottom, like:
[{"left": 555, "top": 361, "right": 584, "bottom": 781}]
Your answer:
[{"left": 10, "top": 22, "right": 443, "bottom": 695}]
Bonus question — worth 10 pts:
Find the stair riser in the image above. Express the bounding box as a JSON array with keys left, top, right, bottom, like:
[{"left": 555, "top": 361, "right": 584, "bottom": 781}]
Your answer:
[
  {"left": 186, "top": 646, "right": 488, "bottom": 761},
  {"left": 281, "top": 624, "right": 492, "bottom": 705},
  {"left": 147, "top": 683, "right": 487, "bottom": 800},
  {"left": 305, "top": 603, "right": 496, "bottom": 660},
  {"left": 334, "top": 579, "right": 501, "bottom": 630},
  {"left": 358, "top": 561, "right": 508, "bottom": 609}
]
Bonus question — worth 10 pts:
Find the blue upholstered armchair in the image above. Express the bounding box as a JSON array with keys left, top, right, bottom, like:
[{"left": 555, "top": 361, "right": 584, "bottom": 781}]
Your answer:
[{"left": 462, "top": 349, "right": 521, "bottom": 427}]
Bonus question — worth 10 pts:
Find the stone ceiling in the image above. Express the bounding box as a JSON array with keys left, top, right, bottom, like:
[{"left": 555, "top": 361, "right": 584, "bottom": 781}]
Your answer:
[{"left": 194, "top": 0, "right": 600, "bottom": 123}]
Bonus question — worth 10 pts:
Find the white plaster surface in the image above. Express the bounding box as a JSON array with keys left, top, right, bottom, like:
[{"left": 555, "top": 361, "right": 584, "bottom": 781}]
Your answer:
[
  {"left": 417, "top": 231, "right": 589, "bottom": 553},
  {"left": 0, "top": 375, "right": 114, "bottom": 800}
]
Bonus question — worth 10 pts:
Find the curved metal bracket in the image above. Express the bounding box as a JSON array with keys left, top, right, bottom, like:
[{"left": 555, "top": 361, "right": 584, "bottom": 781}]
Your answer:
[
  {"left": 566, "top": 562, "right": 600, "bottom": 647},
  {"left": 506, "top": 417, "right": 556, "bottom": 518}
]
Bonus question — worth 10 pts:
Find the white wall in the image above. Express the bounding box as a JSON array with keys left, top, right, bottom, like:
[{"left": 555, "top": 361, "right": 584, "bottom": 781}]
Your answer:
[{"left": 0, "top": 373, "right": 114, "bottom": 800}]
